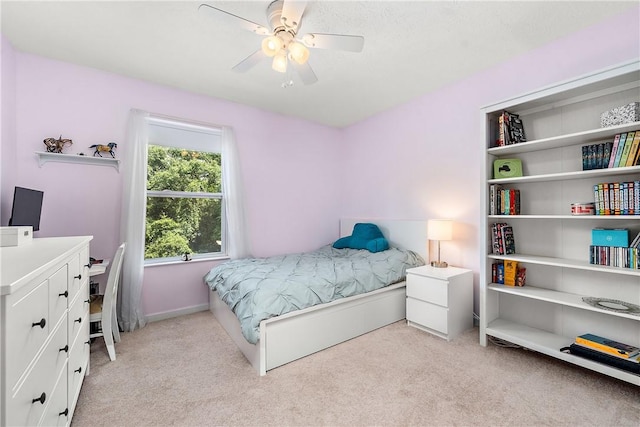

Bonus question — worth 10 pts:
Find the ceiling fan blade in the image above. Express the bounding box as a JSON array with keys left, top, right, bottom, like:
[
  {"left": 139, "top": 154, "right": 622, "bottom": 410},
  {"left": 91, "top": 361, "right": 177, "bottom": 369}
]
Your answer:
[
  {"left": 199, "top": 4, "right": 270, "bottom": 35},
  {"left": 291, "top": 61, "right": 318, "bottom": 85},
  {"left": 281, "top": 0, "right": 307, "bottom": 30},
  {"left": 232, "top": 49, "right": 268, "bottom": 73},
  {"left": 302, "top": 33, "right": 364, "bottom": 52}
]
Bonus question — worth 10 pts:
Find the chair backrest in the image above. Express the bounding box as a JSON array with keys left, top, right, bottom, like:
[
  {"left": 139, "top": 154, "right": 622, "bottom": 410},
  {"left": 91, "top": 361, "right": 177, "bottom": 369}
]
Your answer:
[{"left": 102, "top": 243, "right": 126, "bottom": 324}]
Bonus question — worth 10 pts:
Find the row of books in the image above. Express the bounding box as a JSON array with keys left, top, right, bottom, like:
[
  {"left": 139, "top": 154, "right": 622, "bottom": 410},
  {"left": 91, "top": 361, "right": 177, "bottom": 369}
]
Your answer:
[
  {"left": 589, "top": 245, "right": 640, "bottom": 269},
  {"left": 570, "top": 334, "right": 640, "bottom": 375},
  {"left": 496, "top": 111, "right": 526, "bottom": 146},
  {"left": 491, "top": 260, "right": 526, "bottom": 286},
  {"left": 592, "top": 181, "right": 640, "bottom": 215},
  {"left": 488, "top": 185, "right": 521, "bottom": 215},
  {"left": 575, "top": 334, "right": 639, "bottom": 361},
  {"left": 581, "top": 131, "right": 639, "bottom": 170},
  {"left": 490, "top": 222, "right": 515, "bottom": 255}
]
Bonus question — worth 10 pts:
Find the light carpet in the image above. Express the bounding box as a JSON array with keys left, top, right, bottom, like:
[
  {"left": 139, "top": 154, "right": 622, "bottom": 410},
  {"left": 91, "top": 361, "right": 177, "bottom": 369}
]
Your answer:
[{"left": 72, "top": 311, "right": 639, "bottom": 426}]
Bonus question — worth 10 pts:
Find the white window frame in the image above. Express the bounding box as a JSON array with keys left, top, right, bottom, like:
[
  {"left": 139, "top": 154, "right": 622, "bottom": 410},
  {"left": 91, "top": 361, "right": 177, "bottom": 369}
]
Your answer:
[{"left": 144, "top": 117, "right": 227, "bottom": 264}]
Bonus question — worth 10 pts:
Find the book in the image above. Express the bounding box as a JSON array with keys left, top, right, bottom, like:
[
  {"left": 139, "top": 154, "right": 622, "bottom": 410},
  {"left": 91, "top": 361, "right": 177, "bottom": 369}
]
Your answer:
[
  {"left": 624, "top": 131, "right": 638, "bottom": 166},
  {"left": 575, "top": 333, "right": 640, "bottom": 360},
  {"left": 500, "top": 224, "right": 515, "bottom": 255},
  {"left": 631, "top": 132, "right": 640, "bottom": 165},
  {"left": 619, "top": 131, "right": 635, "bottom": 166},
  {"left": 608, "top": 134, "right": 621, "bottom": 168},
  {"left": 567, "top": 344, "right": 640, "bottom": 374},
  {"left": 503, "top": 260, "right": 518, "bottom": 286},
  {"left": 613, "top": 132, "right": 628, "bottom": 167},
  {"left": 602, "top": 141, "right": 613, "bottom": 168},
  {"left": 515, "top": 267, "right": 526, "bottom": 287}
]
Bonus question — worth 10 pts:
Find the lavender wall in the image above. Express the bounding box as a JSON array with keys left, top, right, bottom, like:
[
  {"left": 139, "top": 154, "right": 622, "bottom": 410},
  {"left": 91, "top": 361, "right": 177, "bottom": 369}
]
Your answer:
[
  {"left": 6, "top": 46, "right": 342, "bottom": 318},
  {"left": 1, "top": 35, "right": 17, "bottom": 222},
  {"left": 341, "top": 7, "right": 640, "bottom": 314}
]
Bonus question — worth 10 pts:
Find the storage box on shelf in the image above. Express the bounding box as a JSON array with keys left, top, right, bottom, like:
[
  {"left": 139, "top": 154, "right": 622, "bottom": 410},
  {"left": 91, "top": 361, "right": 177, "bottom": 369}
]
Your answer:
[{"left": 481, "top": 60, "right": 640, "bottom": 386}]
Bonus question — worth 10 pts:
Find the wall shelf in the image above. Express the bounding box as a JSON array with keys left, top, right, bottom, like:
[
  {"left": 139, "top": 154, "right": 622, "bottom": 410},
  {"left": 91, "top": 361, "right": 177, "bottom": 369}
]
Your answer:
[{"left": 36, "top": 151, "right": 120, "bottom": 171}]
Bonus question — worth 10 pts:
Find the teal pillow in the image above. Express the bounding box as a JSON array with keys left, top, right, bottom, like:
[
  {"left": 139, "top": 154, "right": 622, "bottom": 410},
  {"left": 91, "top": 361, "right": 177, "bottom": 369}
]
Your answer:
[
  {"left": 366, "top": 237, "right": 389, "bottom": 253},
  {"left": 332, "top": 223, "right": 389, "bottom": 253}
]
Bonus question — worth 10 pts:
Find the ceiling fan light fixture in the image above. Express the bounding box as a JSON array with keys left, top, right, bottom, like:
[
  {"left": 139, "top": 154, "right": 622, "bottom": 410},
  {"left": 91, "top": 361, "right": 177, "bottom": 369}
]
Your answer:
[
  {"left": 261, "top": 35, "right": 284, "bottom": 57},
  {"left": 288, "top": 41, "right": 309, "bottom": 65},
  {"left": 272, "top": 52, "right": 288, "bottom": 73}
]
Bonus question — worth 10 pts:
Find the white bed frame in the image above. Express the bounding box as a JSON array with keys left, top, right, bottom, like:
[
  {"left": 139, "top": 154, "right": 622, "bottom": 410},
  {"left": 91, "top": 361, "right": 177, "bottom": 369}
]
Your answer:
[{"left": 209, "top": 218, "right": 428, "bottom": 375}]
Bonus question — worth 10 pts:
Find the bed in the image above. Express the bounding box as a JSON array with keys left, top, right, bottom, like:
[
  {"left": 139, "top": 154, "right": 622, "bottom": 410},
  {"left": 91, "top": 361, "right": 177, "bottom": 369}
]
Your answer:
[{"left": 207, "top": 218, "right": 428, "bottom": 375}]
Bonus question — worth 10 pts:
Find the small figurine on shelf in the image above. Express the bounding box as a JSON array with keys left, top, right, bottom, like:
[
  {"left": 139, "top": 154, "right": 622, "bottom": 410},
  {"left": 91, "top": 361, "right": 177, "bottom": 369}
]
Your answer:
[
  {"left": 43, "top": 135, "right": 73, "bottom": 153},
  {"left": 89, "top": 142, "right": 118, "bottom": 158}
]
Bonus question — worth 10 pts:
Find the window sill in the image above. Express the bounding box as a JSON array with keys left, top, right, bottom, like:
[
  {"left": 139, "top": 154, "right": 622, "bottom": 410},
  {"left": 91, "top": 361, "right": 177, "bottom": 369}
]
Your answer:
[{"left": 144, "top": 254, "right": 229, "bottom": 268}]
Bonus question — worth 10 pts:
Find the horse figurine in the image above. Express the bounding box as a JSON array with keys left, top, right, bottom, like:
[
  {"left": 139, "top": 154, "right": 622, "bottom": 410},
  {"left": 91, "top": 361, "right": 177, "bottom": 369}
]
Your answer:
[
  {"left": 89, "top": 142, "right": 118, "bottom": 158},
  {"left": 43, "top": 135, "right": 73, "bottom": 153}
]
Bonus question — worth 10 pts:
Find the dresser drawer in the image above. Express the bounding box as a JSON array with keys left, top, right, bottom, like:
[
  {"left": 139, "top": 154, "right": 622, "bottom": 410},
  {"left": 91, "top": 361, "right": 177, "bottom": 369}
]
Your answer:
[
  {"left": 406, "top": 274, "right": 448, "bottom": 307},
  {"left": 48, "top": 265, "right": 69, "bottom": 328},
  {"left": 67, "top": 252, "right": 84, "bottom": 301},
  {"left": 6, "top": 321, "right": 68, "bottom": 427},
  {"left": 68, "top": 316, "right": 90, "bottom": 415},
  {"left": 5, "top": 278, "right": 50, "bottom": 389},
  {"left": 39, "top": 365, "right": 69, "bottom": 427},
  {"left": 68, "top": 289, "right": 89, "bottom": 346},
  {"left": 406, "top": 298, "right": 448, "bottom": 334}
]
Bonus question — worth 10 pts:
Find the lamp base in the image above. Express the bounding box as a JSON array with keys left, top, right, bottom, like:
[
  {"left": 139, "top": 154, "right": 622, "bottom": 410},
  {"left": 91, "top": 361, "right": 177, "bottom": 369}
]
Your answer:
[{"left": 430, "top": 261, "right": 448, "bottom": 268}]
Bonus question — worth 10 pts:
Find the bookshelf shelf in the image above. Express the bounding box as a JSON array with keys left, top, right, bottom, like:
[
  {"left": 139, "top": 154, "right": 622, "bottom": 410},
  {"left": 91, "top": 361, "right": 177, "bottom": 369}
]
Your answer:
[
  {"left": 36, "top": 151, "right": 120, "bottom": 171},
  {"left": 485, "top": 319, "right": 639, "bottom": 385},
  {"left": 488, "top": 121, "right": 640, "bottom": 155},
  {"left": 488, "top": 214, "right": 640, "bottom": 220},
  {"left": 488, "top": 253, "right": 640, "bottom": 277},
  {"left": 481, "top": 60, "right": 640, "bottom": 386},
  {"left": 488, "top": 284, "right": 640, "bottom": 321},
  {"left": 488, "top": 165, "right": 640, "bottom": 184}
]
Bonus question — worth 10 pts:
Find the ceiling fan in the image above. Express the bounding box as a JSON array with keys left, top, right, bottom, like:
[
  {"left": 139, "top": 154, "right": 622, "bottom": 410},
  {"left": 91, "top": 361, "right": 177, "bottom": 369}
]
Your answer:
[{"left": 199, "top": 0, "right": 365, "bottom": 85}]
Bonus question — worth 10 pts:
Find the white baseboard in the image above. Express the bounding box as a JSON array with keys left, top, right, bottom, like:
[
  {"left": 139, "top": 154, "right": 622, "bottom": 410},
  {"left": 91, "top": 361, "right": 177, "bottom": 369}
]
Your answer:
[{"left": 145, "top": 304, "right": 209, "bottom": 323}]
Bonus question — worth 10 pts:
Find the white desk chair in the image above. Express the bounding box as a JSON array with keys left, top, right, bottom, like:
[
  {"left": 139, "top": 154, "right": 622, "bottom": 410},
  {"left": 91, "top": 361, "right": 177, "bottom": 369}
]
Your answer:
[{"left": 90, "top": 243, "right": 126, "bottom": 361}]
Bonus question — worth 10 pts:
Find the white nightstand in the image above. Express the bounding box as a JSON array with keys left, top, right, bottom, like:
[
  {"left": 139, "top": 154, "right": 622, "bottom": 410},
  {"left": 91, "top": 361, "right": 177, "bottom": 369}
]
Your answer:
[{"left": 406, "top": 265, "right": 473, "bottom": 341}]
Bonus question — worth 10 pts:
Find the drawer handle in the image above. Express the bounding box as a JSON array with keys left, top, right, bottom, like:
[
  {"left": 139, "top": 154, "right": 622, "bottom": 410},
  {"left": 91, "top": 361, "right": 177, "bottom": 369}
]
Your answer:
[
  {"left": 32, "top": 392, "right": 46, "bottom": 405},
  {"left": 74, "top": 274, "right": 82, "bottom": 280},
  {"left": 59, "top": 345, "right": 69, "bottom": 353},
  {"left": 85, "top": 340, "right": 91, "bottom": 345},
  {"left": 74, "top": 317, "right": 82, "bottom": 324},
  {"left": 84, "top": 299, "right": 90, "bottom": 304},
  {"left": 59, "top": 408, "right": 69, "bottom": 417},
  {"left": 59, "top": 290, "right": 68, "bottom": 298},
  {"left": 32, "top": 318, "right": 46, "bottom": 329},
  {"left": 85, "top": 263, "right": 91, "bottom": 268},
  {"left": 75, "top": 367, "right": 82, "bottom": 374}
]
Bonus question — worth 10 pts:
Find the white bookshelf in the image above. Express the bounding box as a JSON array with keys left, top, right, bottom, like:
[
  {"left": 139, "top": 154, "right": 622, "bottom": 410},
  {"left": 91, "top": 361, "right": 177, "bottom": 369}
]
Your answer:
[{"left": 480, "top": 60, "right": 640, "bottom": 386}]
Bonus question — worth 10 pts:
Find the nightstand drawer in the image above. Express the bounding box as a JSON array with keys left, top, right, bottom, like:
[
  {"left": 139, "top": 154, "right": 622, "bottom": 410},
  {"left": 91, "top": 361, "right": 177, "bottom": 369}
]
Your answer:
[
  {"left": 406, "top": 298, "right": 448, "bottom": 334},
  {"left": 406, "top": 275, "right": 448, "bottom": 307}
]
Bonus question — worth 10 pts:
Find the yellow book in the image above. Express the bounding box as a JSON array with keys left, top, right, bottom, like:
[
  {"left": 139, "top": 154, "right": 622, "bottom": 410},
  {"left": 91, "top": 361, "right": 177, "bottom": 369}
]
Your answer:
[
  {"left": 628, "top": 131, "right": 640, "bottom": 166},
  {"left": 575, "top": 334, "right": 640, "bottom": 359},
  {"left": 503, "top": 260, "right": 518, "bottom": 286}
]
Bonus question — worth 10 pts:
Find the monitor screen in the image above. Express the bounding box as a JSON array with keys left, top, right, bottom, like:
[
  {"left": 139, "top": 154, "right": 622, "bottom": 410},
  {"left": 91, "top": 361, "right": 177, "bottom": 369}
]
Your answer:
[{"left": 9, "top": 186, "right": 44, "bottom": 231}]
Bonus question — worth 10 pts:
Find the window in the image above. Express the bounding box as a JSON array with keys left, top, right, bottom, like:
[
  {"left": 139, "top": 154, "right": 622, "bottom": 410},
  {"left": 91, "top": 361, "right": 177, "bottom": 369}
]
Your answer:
[{"left": 145, "top": 118, "right": 225, "bottom": 262}]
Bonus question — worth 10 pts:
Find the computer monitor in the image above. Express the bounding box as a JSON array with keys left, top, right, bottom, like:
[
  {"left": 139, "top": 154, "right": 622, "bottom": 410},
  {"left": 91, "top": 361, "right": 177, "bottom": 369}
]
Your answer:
[{"left": 8, "top": 186, "right": 44, "bottom": 231}]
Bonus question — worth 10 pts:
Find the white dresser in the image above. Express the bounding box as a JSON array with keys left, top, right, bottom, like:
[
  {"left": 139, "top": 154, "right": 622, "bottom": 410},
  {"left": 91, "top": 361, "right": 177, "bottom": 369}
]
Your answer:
[
  {"left": 1, "top": 236, "right": 92, "bottom": 426},
  {"left": 406, "top": 265, "right": 473, "bottom": 341}
]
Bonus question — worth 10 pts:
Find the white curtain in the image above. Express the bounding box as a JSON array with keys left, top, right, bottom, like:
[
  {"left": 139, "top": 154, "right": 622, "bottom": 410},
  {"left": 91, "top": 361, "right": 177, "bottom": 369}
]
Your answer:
[
  {"left": 118, "top": 109, "right": 149, "bottom": 332},
  {"left": 221, "top": 126, "right": 251, "bottom": 259}
]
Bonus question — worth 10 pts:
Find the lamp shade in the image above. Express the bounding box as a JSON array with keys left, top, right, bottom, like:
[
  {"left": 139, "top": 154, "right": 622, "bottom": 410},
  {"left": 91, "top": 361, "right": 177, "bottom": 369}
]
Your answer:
[
  {"left": 262, "top": 36, "right": 284, "bottom": 57},
  {"left": 288, "top": 41, "right": 309, "bottom": 65},
  {"left": 427, "top": 219, "right": 453, "bottom": 241},
  {"left": 272, "top": 52, "right": 288, "bottom": 73}
]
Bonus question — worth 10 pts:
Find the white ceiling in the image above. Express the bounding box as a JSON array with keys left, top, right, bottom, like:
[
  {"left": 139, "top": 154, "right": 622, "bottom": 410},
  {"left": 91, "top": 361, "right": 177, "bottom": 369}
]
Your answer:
[{"left": 1, "top": 1, "right": 637, "bottom": 128}]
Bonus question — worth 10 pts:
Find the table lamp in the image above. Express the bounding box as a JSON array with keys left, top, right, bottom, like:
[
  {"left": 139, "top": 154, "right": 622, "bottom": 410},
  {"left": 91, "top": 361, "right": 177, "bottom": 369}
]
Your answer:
[{"left": 428, "top": 219, "right": 453, "bottom": 268}]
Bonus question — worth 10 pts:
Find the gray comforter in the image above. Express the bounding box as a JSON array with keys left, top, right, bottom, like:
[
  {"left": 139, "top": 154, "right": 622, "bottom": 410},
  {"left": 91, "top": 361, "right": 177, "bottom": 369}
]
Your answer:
[{"left": 204, "top": 245, "right": 424, "bottom": 344}]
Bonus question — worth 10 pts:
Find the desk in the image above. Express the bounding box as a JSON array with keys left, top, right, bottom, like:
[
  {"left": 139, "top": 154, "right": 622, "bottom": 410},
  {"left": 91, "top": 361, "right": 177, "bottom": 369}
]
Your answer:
[{"left": 89, "top": 259, "right": 110, "bottom": 276}]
